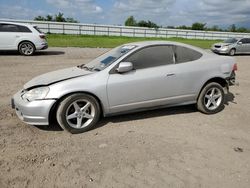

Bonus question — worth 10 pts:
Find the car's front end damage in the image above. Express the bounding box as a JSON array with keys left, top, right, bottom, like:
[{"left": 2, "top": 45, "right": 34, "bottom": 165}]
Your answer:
[{"left": 11, "top": 88, "right": 56, "bottom": 125}]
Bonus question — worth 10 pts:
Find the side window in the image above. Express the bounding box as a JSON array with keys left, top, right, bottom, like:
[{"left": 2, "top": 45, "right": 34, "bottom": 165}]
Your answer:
[
  {"left": 125, "top": 45, "right": 174, "bottom": 69},
  {"left": 0, "top": 24, "right": 19, "bottom": 32},
  {"left": 246, "top": 38, "right": 250, "bottom": 44},
  {"left": 174, "top": 46, "right": 202, "bottom": 64},
  {"left": 18, "top": 25, "right": 32, "bottom": 33},
  {"left": 239, "top": 39, "right": 247, "bottom": 44}
]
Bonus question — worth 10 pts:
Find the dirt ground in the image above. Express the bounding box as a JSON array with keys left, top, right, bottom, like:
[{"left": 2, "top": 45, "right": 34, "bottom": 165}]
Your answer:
[{"left": 0, "top": 48, "right": 249, "bottom": 188}]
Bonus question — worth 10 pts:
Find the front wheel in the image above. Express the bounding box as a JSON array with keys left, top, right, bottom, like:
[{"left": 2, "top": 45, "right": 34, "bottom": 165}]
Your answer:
[
  {"left": 197, "top": 82, "right": 225, "bottom": 114},
  {"left": 56, "top": 93, "right": 101, "bottom": 134},
  {"left": 18, "top": 41, "right": 35, "bottom": 56},
  {"left": 229, "top": 49, "right": 236, "bottom": 56}
]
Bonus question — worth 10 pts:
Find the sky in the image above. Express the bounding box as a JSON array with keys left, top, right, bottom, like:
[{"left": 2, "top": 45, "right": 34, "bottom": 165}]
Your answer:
[{"left": 0, "top": 0, "right": 250, "bottom": 28}]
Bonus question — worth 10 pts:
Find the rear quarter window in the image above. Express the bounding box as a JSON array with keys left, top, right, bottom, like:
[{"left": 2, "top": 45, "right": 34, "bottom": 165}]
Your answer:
[
  {"left": 33, "top": 26, "right": 43, "bottom": 33},
  {"left": 18, "top": 25, "right": 32, "bottom": 33},
  {"left": 174, "top": 46, "right": 202, "bottom": 64}
]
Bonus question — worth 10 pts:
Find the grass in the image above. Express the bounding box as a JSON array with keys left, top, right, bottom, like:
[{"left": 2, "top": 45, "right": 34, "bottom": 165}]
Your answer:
[{"left": 47, "top": 34, "right": 222, "bottom": 49}]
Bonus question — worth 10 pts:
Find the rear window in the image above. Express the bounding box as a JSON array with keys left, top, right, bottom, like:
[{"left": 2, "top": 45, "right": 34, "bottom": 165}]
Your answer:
[
  {"left": 173, "top": 46, "right": 202, "bottom": 64},
  {"left": 33, "top": 26, "right": 43, "bottom": 33}
]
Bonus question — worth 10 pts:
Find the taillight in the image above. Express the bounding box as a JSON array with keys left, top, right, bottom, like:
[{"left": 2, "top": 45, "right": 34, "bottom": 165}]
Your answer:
[
  {"left": 39, "top": 35, "right": 46, "bottom": 39},
  {"left": 233, "top": 63, "right": 238, "bottom": 71}
]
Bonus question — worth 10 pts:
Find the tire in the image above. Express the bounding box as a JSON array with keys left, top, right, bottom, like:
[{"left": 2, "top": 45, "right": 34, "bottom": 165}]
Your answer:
[
  {"left": 229, "top": 48, "right": 236, "bottom": 56},
  {"left": 18, "top": 41, "right": 35, "bottom": 56},
  {"left": 56, "top": 93, "right": 101, "bottom": 134},
  {"left": 197, "top": 82, "right": 225, "bottom": 114}
]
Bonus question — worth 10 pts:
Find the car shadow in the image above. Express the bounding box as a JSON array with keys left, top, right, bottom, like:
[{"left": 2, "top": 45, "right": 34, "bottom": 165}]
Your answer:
[
  {"left": 35, "top": 92, "right": 236, "bottom": 133},
  {"left": 33, "top": 51, "right": 65, "bottom": 56},
  {"left": 234, "top": 54, "right": 250, "bottom": 56},
  {"left": 0, "top": 50, "right": 65, "bottom": 56}
]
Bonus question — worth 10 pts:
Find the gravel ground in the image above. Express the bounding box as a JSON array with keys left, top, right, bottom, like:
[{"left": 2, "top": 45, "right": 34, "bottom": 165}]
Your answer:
[{"left": 0, "top": 48, "right": 249, "bottom": 188}]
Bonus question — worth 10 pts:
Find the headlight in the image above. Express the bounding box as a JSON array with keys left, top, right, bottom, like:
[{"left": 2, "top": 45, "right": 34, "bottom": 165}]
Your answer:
[
  {"left": 221, "top": 46, "right": 229, "bottom": 51},
  {"left": 22, "top": 87, "right": 49, "bottom": 102}
]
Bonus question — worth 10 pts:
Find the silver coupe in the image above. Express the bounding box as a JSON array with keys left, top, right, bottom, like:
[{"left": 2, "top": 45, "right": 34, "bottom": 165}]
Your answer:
[{"left": 12, "top": 41, "right": 237, "bottom": 133}]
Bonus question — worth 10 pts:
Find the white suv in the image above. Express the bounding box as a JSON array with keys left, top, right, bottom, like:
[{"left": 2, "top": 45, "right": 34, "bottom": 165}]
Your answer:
[{"left": 0, "top": 22, "right": 48, "bottom": 56}]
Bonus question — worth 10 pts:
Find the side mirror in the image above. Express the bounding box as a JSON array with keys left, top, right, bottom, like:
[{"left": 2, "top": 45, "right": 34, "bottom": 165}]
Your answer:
[
  {"left": 238, "top": 41, "right": 242, "bottom": 45},
  {"left": 116, "top": 62, "right": 133, "bottom": 73}
]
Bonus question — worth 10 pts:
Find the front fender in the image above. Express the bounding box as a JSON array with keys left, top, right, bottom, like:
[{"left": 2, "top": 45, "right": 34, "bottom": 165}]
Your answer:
[{"left": 45, "top": 73, "right": 110, "bottom": 114}]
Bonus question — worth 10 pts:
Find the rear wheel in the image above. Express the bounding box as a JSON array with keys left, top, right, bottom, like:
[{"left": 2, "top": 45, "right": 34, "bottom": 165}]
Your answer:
[
  {"left": 56, "top": 93, "right": 101, "bottom": 134},
  {"left": 18, "top": 41, "right": 35, "bottom": 56},
  {"left": 197, "top": 82, "right": 225, "bottom": 114},
  {"left": 229, "top": 48, "right": 236, "bottom": 56}
]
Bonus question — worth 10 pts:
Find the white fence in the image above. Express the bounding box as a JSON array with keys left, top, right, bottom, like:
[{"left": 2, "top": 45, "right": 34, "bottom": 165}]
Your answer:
[{"left": 1, "top": 19, "right": 250, "bottom": 40}]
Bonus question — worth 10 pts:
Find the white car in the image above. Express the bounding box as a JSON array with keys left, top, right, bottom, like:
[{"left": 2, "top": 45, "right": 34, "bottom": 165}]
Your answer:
[{"left": 0, "top": 22, "right": 48, "bottom": 55}]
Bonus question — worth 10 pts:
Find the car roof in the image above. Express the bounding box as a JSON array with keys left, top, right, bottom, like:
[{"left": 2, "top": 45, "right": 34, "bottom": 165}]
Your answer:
[
  {"left": 0, "top": 21, "right": 33, "bottom": 27},
  {"left": 124, "top": 40, "right": 205, "bottom": 53}
]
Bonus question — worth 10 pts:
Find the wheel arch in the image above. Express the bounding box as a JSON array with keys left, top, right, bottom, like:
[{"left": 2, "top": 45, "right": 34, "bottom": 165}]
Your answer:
[
  {"left": 18, "top": 40, "right": 36, "bottom": 50},
  {"left": 197, "top": 77, "right": 227, "bottom": 101},
  {"left": 48, "top": 91, "right": 104, "bottom": 125}
]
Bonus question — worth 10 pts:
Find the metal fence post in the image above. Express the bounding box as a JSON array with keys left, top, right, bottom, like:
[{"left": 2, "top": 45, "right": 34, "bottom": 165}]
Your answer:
[
  {"left": 48, "top": 23, "right": 50, "bottom": 33},
  {"left": 79, "top": 25, "right": 81, "bottom": 35}
]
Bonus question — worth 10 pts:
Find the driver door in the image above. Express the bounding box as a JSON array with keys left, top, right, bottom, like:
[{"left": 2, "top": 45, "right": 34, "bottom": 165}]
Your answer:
[{"left": 107, "top": 45, "right": 181, "bottom": 114}]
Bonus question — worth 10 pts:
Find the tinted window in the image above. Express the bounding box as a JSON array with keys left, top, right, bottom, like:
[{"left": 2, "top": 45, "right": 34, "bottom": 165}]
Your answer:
[
  {"left": 174, "top": 46, "right": 202, "bottom": 64},
  {"left": 125, "top": 45, "right": 174, "bottom": 69},
  {"left": 0, "top": 24, "right": 19, "bottom": 32},
  {"left": 239, "top": 39, "right": 248, "bottom": 44},
  {"left": 245, "top": 38, "right": 250, "bottom": 44},
  {"left": 0, "top": 24, "right": 31, "bottom": 32},
  {"left": 18, "top": 25, "right": 31, "bottom": 33}
]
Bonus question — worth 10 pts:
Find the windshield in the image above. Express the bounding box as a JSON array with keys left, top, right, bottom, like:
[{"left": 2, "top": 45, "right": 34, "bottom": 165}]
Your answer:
[
  {"left": 78, "top": 45, "right": 136, "bottom": 71},
  {"left": 223, "top": 38, "right": 238, "bottom": 43}
]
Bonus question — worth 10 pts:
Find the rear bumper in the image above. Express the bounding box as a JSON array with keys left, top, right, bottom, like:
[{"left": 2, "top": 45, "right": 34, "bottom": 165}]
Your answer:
[
  {"left": 226, "top": 71, "right": 238, "bottom": 86},
  {"left": 35, "top": 42, "right": 48, "bottom": 50},
  {"left": 12, "top": 90, "right": 56, "bottom": 125}
]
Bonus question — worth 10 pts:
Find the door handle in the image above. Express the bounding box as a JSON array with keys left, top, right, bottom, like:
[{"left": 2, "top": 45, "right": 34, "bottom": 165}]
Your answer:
[{"left": 166, "top": 73, "right": 175, "bottom": 77}]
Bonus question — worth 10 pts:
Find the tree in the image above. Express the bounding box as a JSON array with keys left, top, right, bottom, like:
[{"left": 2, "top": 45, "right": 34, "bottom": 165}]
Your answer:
[
  {"left": 66, "top": 17, "right": 78, "bottom": 23},
  {"left": 176, "top": 25, "right": 190, "bottom": 30},
  {"left": 125, "top": 16, "right": 137, "bottom": 26},
  {"left": 229, "top": 24, "right": 236, "bottom": 32},
  {"left": 55, "top": 12, "right": 66, "bottom": 22},
  {"left": 237, "top": 27, "right": 247, "bottom": 33},
  {"left": 34, "top": 16, "right": 46, "bottom": 21},
  {"left": 191, "top": 22, "right": 206, "bottom": 30},
  {"left": 34, "top": 12, "right": 79, "bottom": 23},
  {"left": 46, "top": 15, "right": 53, "bottom": 21}
]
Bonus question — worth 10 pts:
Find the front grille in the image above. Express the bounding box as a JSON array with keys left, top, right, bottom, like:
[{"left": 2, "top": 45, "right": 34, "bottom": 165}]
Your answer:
[{"left": 214, "top": 45, "right": 221, "bottom": 48}]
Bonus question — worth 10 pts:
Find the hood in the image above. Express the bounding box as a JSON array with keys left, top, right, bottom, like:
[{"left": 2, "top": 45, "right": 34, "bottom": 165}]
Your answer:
[{"left": 24, "top": 67, "right": 92, "bottom": 89}]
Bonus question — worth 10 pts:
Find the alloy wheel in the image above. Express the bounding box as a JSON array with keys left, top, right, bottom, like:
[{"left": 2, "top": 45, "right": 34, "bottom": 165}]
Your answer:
[
  {"left": 65, "top": 99, "right": 95, "bottom": 129},
  {"left": 204, "top": 87, "right": 222, "bottom": 110},
  {"left": 20, "top": 43, "right": 34, "bottom": 55}
]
